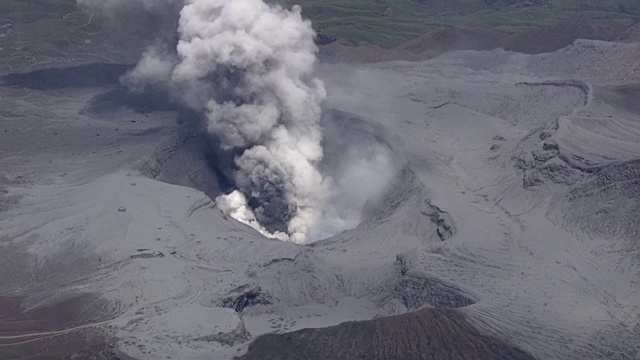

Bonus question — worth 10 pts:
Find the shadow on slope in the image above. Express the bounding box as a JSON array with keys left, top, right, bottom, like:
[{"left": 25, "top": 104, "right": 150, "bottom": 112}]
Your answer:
[
  {"left": 0, "top": 63, "right": 129, "bottom": 90},
  {"left": 137, "top": 132, "right": 233, "bottom": 203}
]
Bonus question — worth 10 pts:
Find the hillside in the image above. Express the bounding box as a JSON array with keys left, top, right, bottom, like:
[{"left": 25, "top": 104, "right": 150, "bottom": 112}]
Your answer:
[
  {"left": 1, "top": 0, "right": 638, "bottom": 48},
  {"left": 276, "top": 0, "right": 639, "bottom": 47}
]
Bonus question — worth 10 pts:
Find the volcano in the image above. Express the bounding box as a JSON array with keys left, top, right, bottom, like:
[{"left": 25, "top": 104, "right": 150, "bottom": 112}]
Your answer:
[{"left": 1, "top": 1, "right": 639, "bottom": 359}]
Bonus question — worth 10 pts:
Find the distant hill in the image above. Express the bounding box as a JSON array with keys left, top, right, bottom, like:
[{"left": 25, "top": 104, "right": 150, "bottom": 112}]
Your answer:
[
  {"left": 276, "top": 0, "right": 639, "bottom": 47},
  {"left": 1, "top": 0, "right": 638, "bottom": 49}
]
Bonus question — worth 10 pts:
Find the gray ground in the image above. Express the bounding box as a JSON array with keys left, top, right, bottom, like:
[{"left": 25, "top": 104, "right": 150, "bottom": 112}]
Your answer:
[{"left": 1, "top": 4, "right": 639, "bottom": 360}]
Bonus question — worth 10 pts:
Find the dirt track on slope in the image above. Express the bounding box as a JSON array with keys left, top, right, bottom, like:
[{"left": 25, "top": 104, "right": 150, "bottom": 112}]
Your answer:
[{"left": 0, "top": 296, "right": 123, "bottom": 360}]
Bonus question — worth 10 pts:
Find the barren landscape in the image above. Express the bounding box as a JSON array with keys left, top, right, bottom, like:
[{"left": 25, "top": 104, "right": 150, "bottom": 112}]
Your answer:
[{"left": 0, "top": 1, "right": 639, "bottom": 359}]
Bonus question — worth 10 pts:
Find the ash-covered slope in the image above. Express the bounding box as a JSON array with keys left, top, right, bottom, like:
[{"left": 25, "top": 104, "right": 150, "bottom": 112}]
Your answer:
[
  {"left": 293, "top": 42, "right": 640, "bottom": 359},
  {"left": 237, "top": 308, "right": 536, "bottom": 360}
]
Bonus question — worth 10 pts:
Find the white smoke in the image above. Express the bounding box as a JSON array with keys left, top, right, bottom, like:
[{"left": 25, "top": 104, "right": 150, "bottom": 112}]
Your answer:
[
  {"left": 215, "top": 190, "right": 289, "bottom": 241},
  {"left": 125, "top": 0, "right": 330, "bottom": 243},
  {"left": 83, "top": 0, "right": 399, "bottom": 243},
  {"left": 126, "top": 46, "right": 176, "bottom": 86},
  {"left": 311, "top": 142, "right": 397, "bottom": 239}
]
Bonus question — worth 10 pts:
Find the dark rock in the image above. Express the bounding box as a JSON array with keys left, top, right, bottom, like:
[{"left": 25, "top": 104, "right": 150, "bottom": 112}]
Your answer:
[
  {"left": 197, "top": 323, "right": 251, "bottom": 347},
  {"left": 130, "top": 251, "right": 164, "bottom": 259},
  {"left": 421, "top": 203, "right": 455, "bottom": 241},
  {"left": 315, "top": 32, "right": 338, "bottom": 46},
  {"left": 523, "top": 169, "right": 543, "bottom": 188},
  {"left": 221, "top": 286, "right": 272, "bottom": 313}
]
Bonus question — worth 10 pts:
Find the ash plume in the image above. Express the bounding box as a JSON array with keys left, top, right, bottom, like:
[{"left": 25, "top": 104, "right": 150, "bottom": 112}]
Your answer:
[
  {"left": 82, "top": 0, "right": 398, "bottom": 243},
  {"left": 123, "top": 0, "right": 330, "bottom": 243}
]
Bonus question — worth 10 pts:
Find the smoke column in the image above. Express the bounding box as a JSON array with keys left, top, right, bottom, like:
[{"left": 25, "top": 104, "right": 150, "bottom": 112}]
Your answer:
[
  {"left": 122, "top": 0, "right": 330, "bottom": 243},
  {"left": 79, "top": 0, "right": 398, "bottom": 243}
]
